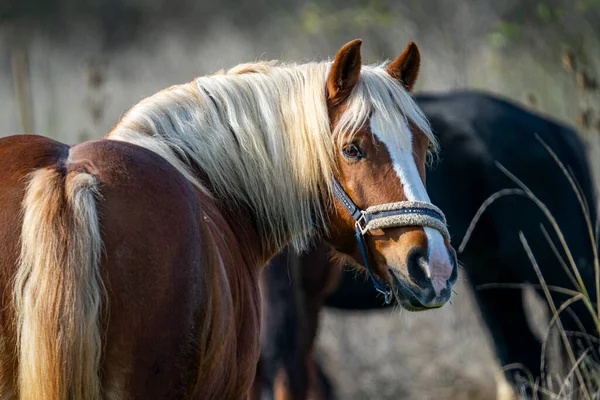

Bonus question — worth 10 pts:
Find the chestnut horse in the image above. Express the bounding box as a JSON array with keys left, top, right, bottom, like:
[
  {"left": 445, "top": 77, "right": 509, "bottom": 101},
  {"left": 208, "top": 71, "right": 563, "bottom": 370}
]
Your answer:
[
  {"left": 253, "top": 90, "right": 599, "bottom": 399},
  {"left": 0, "top": 40, "right": 457, "bottom": 399}
]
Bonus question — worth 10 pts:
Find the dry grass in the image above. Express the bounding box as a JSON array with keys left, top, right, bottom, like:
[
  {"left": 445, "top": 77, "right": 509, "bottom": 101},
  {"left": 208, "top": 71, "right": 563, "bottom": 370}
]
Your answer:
[
  {"left": 473, "top": 136, "right": 600, "bottom": 399},
  {"left": 316, "top": 277, "right": 515, "bottom": 399}
]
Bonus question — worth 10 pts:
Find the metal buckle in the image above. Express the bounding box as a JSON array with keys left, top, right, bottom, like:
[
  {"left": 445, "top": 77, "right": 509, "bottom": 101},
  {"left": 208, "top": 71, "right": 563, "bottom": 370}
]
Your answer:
[
  {"left": 356, "top": 211, "right": 368, "bottom": 235},
  {"left": 382, "top": 289, "right": 393, "bottom": 305}
]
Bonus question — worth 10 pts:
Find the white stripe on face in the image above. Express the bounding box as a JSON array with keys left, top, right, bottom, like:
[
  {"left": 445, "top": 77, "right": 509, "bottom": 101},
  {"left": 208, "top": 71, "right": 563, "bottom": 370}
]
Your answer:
[{"left": 370, "top": 116, "right": 453, "bottom": 296}]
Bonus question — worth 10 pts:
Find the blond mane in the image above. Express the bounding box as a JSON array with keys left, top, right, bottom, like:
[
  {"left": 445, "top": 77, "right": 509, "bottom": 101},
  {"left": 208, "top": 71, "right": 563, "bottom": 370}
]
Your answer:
[{"left": 107, "top": 59, "right": 435, "bottom": 250}]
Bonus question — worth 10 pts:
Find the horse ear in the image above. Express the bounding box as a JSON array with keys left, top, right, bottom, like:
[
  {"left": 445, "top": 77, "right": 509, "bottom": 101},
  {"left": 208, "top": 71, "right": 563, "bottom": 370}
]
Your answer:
[
  {"left": 327, "top": 39, "right": 362, "bottom": 105},
  {"left": 386, "top": 42, "right": 421, "bottom": 91}
]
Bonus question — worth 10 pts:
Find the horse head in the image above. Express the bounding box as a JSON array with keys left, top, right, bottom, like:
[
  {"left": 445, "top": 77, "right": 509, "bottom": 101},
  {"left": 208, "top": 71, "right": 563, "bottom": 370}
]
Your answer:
[{"left": 324, "top": 40, "right": 457, "bottom": 310}]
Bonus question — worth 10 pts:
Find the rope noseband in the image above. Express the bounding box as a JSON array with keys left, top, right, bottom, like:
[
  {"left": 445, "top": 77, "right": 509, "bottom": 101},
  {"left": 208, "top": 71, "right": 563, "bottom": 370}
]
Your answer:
[{"left": 331, "top": 179, "right": 450, "bottom": 304}]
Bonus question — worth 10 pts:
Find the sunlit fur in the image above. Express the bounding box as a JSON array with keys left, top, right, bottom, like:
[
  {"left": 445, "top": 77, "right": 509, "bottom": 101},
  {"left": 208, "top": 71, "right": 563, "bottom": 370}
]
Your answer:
[
  {"left": 108, "top": 60, "right": 435, "bottom": 251},
  {"left": 14, "top": 169, "right": 104, "bottom": 400}
]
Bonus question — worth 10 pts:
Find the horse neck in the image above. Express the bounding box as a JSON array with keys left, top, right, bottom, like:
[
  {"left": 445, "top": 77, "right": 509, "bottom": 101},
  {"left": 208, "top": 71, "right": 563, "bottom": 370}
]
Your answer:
[
  {"left": 105, "top": 80, "right": 323, "bottom": 263},
  {"left": 107, "top": 75, "right": 330, "bottom": 255}
]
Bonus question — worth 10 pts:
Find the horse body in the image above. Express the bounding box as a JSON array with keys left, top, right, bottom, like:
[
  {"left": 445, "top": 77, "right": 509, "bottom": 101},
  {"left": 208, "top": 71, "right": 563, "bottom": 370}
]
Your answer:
[
  {"left": 75, "top": 138, "right": 262, "bottom": 400},
  {"left": 0, "top": 135, "right": 262, "bottom": 399},
  {"left": 0, "top": 40, "right": 457, "bottom": 399},
  {"left": 255, "top": 90, "right": 598, "bottom": 398}
]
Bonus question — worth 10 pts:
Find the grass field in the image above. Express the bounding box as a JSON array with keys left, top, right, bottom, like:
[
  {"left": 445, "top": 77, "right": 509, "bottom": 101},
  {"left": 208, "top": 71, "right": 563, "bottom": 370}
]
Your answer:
[{"left": 316, "top": 277, "right": 518, "bottom": 400}]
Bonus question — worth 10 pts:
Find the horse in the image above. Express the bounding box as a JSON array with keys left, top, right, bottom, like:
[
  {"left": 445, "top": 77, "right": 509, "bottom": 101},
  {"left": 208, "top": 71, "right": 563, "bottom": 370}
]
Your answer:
[
  {"left": 253, "top": 90, "right": 599, "bottom": 399},
  {"left": 0, "top": 39, "right": 458, "bottom": 399}
]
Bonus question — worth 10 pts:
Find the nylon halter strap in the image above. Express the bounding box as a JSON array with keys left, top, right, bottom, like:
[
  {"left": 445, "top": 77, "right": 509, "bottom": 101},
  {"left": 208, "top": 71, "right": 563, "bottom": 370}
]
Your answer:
[{"left": 331, "top": 179, "right": 450, "bottom": 304}]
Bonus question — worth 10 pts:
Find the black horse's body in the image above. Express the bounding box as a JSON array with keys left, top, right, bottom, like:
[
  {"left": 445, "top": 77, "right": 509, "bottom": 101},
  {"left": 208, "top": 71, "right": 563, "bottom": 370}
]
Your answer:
[{"left": 256, "top": 90, "right": 598, "bottom": 398}]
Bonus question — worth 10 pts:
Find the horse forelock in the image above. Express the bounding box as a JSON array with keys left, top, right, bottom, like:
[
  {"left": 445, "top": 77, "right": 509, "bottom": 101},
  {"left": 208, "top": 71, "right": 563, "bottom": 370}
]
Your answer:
[{"left": 107, "top": 59, "right": 434, "bottom": 252}]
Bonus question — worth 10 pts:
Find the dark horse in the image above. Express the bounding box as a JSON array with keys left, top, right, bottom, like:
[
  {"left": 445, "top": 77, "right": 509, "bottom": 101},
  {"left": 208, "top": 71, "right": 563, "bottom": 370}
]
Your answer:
[{"left": 253, "top": 90, "right": 599, "bottom": 399}]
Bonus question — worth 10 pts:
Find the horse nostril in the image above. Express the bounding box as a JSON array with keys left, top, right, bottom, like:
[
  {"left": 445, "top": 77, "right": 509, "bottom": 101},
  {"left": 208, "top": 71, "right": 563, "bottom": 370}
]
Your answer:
[
  {"left": 447, "top": 248, "right": 458, "bottom": 283},
  {"left": 438, "top": 286, "right": 450, "bottom": 299},
  {"left": 406, "top": 247, "right": 430, "bottom": 287}
]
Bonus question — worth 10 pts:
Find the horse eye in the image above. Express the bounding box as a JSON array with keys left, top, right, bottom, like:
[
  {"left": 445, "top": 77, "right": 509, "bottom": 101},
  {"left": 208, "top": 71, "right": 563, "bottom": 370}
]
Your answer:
[{"left": 342, "top": 144, "right": 363, "bottom": 160}]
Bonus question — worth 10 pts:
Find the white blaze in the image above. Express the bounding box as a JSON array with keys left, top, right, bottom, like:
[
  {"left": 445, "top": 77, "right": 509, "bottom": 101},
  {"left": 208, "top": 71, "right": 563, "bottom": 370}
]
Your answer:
[{"left": 370, "top": 116, "right": 453, "bottom": 296}]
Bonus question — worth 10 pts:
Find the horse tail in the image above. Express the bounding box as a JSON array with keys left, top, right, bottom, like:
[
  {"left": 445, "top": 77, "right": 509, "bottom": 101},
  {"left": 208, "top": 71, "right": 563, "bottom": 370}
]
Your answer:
[{"left": 14, "top": 167, "right": 104, "bottom": 400}]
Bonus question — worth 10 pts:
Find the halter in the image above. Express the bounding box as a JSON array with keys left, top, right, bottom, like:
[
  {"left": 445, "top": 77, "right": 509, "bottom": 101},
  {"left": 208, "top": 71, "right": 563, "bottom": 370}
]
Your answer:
[{"left": 331, "top": 179, "right": 450, "bottom": 304}]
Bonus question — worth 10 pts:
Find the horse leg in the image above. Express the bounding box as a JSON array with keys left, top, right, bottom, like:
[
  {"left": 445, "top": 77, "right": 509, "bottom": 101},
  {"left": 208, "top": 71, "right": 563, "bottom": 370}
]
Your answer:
[
  {"left": 312, "top": 358, "right": 333, "bottom": 400},
  {"left": 297, "top": 245, "right": 338, "bottom": 400},
  {"left": 260, "top": 243, "right": 338, "bottom": 400},
  {"left": 258, "top": 247, "right": 309, "bottom": 400},
  {"left": 471, "top": 286, "right": 542, "bottom": 393},
  {"left": 248, "top": 360, "right": 265, "bottom": 400},
  {"left": 304, "top": 353, "right": 334, "bottom": 400}
]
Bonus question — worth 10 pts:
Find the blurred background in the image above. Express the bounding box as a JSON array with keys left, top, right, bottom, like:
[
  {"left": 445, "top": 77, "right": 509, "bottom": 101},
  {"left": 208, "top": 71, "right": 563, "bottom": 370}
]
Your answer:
[{"left": 1, "top": 0, "right": 599, "bottom": 398}]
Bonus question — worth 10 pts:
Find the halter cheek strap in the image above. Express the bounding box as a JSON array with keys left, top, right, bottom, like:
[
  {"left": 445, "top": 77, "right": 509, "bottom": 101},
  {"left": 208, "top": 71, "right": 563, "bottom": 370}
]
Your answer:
[{"left": 331, "top": 179, "right": 450, "bottom": 304}]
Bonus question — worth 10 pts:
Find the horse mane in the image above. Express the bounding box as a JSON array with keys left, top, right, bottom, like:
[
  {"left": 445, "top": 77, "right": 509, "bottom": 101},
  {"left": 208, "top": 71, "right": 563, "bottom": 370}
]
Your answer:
[{"left": 108, "top": 59, "right": 435, "bottom": 250}]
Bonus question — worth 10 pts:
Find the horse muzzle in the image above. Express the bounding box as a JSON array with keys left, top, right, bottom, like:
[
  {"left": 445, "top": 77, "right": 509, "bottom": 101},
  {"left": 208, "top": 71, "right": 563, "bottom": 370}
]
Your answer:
[
  {"left": 331, "top": 178, "right": 457, "bottom": 306},
  {"left": 389, "top": 245, "right": 458, "bottom": 311}
]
